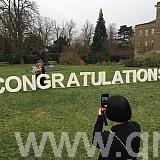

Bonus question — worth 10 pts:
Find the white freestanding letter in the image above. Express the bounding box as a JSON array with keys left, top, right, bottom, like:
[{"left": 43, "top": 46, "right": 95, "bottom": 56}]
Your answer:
[
  {"left": 5, "top": 76, "right": 22, "bottom": 93},
  {"left": 37, "top": 74, "right": 51, "bottom": 90},
  {"left": 80, "top": 72, "right": 92, "bottom": 86},
  {"left": 67, "top": 73, "right": 80, "bottom": 87},
  {"left": 112, "top": 71, "right": 124, "bottom": 84},
  {"left": 0, "top": 77, "right": 5, "bottom": 94},
  {"left": 52, "top": 73, "right": 65, "bottom": 88},
  {"left": 22, "top": 75, "right": 36, "bottom": 91}
]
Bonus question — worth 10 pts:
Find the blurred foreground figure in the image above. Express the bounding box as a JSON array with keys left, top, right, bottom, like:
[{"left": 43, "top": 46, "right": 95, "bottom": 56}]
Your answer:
[{"left": 93, "top": 95, "right": 141, "bottom": 160}]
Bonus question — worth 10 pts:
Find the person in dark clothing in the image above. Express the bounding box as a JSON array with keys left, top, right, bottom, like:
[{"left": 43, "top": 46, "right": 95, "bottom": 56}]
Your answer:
[
  {"left": 35, "top": 63, "right": 46, "bottom": 86},
  {"left": 39, "top": 63, "right": 46, "bottom": 86},
  {"left": 93, "top": 95, "right": 141, "bottom": 160}
]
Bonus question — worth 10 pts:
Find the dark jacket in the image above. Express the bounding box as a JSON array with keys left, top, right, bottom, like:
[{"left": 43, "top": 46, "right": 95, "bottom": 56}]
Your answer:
[
  {"left": 36, "top": 67, "right": 46, "bottom": 86},
  {"left": 93, "top": 115, "right": 141, "bottom": 160}
]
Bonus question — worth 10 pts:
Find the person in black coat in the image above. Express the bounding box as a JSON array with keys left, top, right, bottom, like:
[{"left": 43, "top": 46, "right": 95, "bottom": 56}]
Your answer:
[
  {"left": 35, "top": 63, "right": 46, "bottom": 86},
  {"left": 93, "top": 95, "right": 141, "bottom": 160},
  {"left": 39, "top": 63, "right": 46, "bottom": 86}
]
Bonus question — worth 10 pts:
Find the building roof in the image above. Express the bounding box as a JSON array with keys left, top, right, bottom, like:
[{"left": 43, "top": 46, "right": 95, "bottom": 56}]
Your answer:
[{"left": 135, "top": 20, "right": 156, "bottom": 27}]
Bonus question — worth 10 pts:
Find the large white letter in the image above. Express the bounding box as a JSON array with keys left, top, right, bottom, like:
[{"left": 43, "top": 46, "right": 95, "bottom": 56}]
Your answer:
[
  {"left": 133, "top": 70, "right": 137, "bottom": 83},
  {"left": 22, "top": 75, "right": 36, "bottom": 91},
  {"left": 5, "top": 76, "right": 22, "bottom": 93},
  {"left": 0, "top": 77, "right": 5, "bottom": 94},
  {"left": 148, "top": 68, "right": 158, "bottom": 81},
  {"left": 91, "top": 72, "right": 103, "bottom": 86},
  {"left": 137, "top": 69, "right": 148, "bottom": 82},
  {"left": 101, "top": 71, "right": 111, "bottom": 85},
  {"left": 158, "top": 69, "right": 160, "bottom": 80},
  {"left": 37, "top": 74, "right": 51, "bottom": 90},
  {"left": 80, "top": 72, "right": 92, "bottom": 86},
  {"left": 112, "top": 71, "right": 124, "bottom": 84},
  {"left": 122, "top": 70, "right": 133, "bottom": 83},
  {"left": 52, "top": 73, "right": 65, "bottom": 88},
  {"left": 67, "top": 73, "right": 80, "bottom": 88}
]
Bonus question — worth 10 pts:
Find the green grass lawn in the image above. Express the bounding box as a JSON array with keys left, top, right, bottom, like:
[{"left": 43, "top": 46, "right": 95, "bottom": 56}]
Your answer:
[{"left": 0, "top": 64, "right": 160, "bottom": 160}]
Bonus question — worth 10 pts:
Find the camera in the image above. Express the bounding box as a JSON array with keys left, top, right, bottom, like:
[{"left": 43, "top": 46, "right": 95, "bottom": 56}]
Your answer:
[
  {"left": 100, "top": 93, "right": 109, "bottom": 126},
  {"left": 101, "top": 93, "right": 109, "bottom": 108}
]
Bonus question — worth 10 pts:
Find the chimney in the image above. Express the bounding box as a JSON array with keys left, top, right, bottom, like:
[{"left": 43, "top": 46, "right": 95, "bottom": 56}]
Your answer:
[{"left": 155, "top": 1, "right": 160, "bottom": 19}]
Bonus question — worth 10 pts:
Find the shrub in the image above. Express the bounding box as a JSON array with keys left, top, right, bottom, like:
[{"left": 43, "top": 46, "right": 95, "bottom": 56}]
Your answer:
[
  {"left": 86, "top": 52, "right": 108, "bottom": 64},
  {"left": 124, "top": 58, "right": 137, "bottom": 67},
  {"left": 59, "top": 48, "right": 81, "bottom": 65},
  {"left": 124, "top": 52, "right": 160, "bottom": 67}
]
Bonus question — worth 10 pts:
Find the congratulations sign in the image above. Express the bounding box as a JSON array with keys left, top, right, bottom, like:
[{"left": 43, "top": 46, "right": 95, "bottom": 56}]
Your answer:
[{"left": 0, "top": 68, "right": 160, "bottom": 94}]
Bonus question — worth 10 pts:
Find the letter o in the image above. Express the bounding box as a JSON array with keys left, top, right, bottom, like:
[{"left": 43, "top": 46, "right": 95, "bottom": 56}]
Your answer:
[
  {"left": 137, "top": 69, "right": 148, "bottom": 82},
  {"left": 5, "top": 76, "right": 22, "bottom": 93}
]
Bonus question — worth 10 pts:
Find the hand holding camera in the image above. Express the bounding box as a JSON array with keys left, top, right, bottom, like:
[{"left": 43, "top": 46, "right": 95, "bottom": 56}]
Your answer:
[{"left": 98, "top": 107, "right": 106, "bottom": 115}]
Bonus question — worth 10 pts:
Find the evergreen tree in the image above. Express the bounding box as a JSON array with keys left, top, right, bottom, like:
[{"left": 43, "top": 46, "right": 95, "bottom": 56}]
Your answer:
[
  {"left": 117, "top": 25, "right": 134, "bottom": 48},
  {"left": 117, "top": 25, "right": 134, "bottom": 58},
  {"left": 91, "top": 9, "right": 108, "bottom": 63}
]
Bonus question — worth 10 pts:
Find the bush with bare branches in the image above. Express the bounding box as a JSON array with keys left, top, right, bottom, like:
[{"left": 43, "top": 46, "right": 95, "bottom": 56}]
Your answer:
[{"left": 59, "top": 48, "right": 81, "bottom": 65}]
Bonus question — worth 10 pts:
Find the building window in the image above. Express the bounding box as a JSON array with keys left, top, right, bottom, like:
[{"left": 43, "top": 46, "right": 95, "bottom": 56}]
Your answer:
[
  {"left": 151, "top": 28, "right": 155, "bottom": 35},
  {"left": 139, "top": 30, "right": 142, "bottom": 36},
  {"left": 139, "top": 42, "right": 142, "bottom": 47},
  {"left": 145, "top": 41, "right": 148, "bottom": 47},
  {"left": 145, "top": 29, "right": 148, "bottom": 36},
  {"left": 151, "top": 40, "right": 154, "bottom": 47}
]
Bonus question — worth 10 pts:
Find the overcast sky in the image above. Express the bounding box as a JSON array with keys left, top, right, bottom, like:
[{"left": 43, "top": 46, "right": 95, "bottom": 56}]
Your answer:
[{"left": 36, "top": 0, "right": 159, "bottom": 29}]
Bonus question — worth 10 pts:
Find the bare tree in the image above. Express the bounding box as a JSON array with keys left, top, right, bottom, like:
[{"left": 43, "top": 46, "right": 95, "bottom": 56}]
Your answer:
[
  {"left": 53, "top": 20, "right": 61, "bottom": 41},
  {"left": 107, "top": 23, "right": 117, "bottom": 54},
  {"left": 65, "top": 19, "right": 76, "bottom": 46},
  {"left": 0, "top": 22, "right": 6, "bottom": 55},
  {"left": 58, "top": 21, "right": 67, "bottom": 40},
  {"left": 0, "top": 0, "right": 38, "bottom": 63},
  {"left": 53, "top": 19, "right": 76, "bottom": 47},
  {"left": 36, "top": 17, "right": 54, "bottom": 50},
  {"left": 81, "top": 19, "right": 94, "bottom": 46}
]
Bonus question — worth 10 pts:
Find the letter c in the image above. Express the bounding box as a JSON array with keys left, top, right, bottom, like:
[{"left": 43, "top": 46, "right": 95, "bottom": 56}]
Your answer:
[{"left": 0, "top": 77, "right": 5, "bottom": 94}]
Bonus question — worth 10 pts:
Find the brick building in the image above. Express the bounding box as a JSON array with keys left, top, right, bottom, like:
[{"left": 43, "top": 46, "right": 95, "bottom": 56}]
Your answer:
[{"left": 135, "top": 2, "right": 160, "bottom": 54}]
